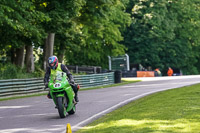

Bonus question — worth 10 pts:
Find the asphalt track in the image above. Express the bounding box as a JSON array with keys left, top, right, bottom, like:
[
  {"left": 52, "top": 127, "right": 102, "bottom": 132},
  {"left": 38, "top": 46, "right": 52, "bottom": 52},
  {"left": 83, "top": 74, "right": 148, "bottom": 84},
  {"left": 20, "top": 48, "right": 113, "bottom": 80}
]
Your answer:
[{"left": 0, "top": 75, "right": 200, "bottom": 133}]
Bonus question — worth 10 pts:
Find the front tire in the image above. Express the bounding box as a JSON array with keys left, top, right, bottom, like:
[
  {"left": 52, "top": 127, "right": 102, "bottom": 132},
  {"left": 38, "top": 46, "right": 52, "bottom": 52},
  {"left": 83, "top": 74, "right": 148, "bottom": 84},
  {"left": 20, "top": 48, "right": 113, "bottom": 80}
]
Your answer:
[{"left": 57, "top": 97, "right": 66, "bottom": 118}]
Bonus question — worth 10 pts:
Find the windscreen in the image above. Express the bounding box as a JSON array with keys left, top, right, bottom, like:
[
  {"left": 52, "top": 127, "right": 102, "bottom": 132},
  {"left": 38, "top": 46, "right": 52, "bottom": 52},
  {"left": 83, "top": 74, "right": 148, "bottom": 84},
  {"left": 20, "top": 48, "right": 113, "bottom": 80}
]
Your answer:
[{"left": 51, "top": 71, "right": 63, "bottom": 81}]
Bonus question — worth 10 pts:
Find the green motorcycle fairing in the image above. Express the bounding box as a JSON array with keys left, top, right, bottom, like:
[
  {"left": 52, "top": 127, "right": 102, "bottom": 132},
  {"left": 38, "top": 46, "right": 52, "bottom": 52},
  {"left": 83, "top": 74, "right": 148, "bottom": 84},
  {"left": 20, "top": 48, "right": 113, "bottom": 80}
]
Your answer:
[{"left": 48, "top": 71, "right": 75, "bottom": 112}]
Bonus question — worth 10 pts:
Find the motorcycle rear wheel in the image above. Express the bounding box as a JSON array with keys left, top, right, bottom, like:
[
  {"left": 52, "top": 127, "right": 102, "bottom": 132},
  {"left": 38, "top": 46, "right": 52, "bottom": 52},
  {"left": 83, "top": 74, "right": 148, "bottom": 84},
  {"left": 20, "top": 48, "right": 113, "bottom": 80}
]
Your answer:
[{"left": 57, "top": 97, "right": 66, "bottom": 118}]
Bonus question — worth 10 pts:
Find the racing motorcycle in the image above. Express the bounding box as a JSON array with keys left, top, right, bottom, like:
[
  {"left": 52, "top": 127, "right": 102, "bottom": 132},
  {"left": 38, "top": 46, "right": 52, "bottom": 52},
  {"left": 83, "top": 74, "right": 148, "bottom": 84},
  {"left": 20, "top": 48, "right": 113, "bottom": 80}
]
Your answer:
[{"left": 46, "top": 71, "right": 77, "bottom": 118}]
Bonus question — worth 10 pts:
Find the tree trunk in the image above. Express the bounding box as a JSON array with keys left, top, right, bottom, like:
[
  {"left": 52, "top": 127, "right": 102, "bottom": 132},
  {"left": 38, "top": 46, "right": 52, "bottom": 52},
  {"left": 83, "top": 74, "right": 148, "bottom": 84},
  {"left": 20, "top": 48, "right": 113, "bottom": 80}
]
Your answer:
[
  {"left": 58, "top": 43, "right": 65, "bottom": 63},
  {"left": 15, "top": 46, "right": 25, "bottom": 68},
  {"left": 48, "top": 33, "right": 54, "bottom": 57},
  {"left": 43, "top": 39, "right": 47, "bottom": 71},
  {"left": 43, "top": 33, "right": 55, "bottom": 70},
  {"left": 25, "top": 45, "right": 35, "bottom": 73},
  {"left": 10, "top": 48, "right": 16, "bottom": 64},
  {"left": 58, "top": 51, "right": 65, "bottom": 63}
]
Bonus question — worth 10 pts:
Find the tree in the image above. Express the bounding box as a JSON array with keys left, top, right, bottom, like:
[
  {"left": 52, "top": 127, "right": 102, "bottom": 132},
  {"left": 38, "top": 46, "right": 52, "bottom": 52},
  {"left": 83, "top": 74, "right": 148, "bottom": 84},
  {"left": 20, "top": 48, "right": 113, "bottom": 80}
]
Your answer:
[
  {"left": 34, "top": 0, "right": 85, "bottom": 69},
  {"left": 123, "top": 0, "right": 200, "bottom": 74},
  {"left": 168, "top": 0, "right": 200, "bottom": 74},
  {"left": 65, "top": 0, "right": 131, "bottom": 68},
  {"left": 0, "top": 0, "right": 48, "bottom": 71}
]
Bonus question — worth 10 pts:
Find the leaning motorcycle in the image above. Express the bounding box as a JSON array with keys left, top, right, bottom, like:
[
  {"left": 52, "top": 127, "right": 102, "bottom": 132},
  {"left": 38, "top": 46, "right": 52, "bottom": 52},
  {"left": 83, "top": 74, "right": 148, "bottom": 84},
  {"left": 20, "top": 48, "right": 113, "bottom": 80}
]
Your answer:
[{"left": 47, "top": 71, "right": 77, "bottom": 118}]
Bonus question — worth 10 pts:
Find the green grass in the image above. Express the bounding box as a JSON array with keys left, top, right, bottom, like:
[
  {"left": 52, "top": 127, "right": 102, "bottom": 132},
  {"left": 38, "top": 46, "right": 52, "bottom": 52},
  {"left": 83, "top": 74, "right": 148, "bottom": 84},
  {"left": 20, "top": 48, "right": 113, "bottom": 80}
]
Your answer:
[
  {"left": 0, "top": 80, "right": 140, "bottom": 101},
  {"left": 77, "top": 83, "right": 200, "bottom": 133}
]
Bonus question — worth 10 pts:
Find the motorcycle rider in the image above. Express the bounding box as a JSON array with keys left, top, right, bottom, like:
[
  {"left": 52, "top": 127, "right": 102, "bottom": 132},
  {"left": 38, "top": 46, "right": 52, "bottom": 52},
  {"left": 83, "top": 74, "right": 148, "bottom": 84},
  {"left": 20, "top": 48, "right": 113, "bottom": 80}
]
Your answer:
[{"left": 44, "top": 55, "right": 79, "bottom": 102}]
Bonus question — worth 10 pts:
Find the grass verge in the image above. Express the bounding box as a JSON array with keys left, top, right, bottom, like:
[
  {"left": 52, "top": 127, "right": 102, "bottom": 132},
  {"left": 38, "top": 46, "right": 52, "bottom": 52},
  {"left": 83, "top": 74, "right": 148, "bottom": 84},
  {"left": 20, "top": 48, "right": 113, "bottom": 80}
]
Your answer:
[
  {"left": 0, "top": 80, "right": 140, "bottom": 101},
  {"left": 0, "top": 92, "right": 47, "bottom": 101},
  {"left": 76, "top": 83, "right": 200, "bottom": 133}
]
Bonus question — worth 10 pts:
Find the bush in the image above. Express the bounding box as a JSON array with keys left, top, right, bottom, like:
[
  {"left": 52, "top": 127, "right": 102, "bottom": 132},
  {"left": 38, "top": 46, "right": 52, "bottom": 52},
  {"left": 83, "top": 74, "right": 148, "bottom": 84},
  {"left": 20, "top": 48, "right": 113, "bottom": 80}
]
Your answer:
[
  {"left": 0, "top": 63, "right": 45, "bottom": 80},
  {"left": 33, "top": 65, "right": 45, "bottom": 77},
  {"left": 0, "top": 64, "right": 18, "bottom": 79}
]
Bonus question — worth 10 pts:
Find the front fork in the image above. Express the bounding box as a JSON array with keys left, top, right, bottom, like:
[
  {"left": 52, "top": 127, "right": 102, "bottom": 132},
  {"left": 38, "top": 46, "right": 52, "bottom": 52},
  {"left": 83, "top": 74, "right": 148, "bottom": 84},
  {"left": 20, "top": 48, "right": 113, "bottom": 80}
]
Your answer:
[
  {"left": 50, "top": 89, "right": 75, "bottom": 112},
  {"left": 51, "top": 92, "right": 65, "bottom": 106}
]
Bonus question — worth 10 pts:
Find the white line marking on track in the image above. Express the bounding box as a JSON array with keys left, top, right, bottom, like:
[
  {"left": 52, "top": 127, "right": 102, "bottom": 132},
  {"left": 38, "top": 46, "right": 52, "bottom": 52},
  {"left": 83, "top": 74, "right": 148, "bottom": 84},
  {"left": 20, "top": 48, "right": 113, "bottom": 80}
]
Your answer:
[
  {"left": 0, "top": 105, "right": 31, "bottom": 109},
  {"left": 121, "top": 81, "right": 200, "bottom": 88}
]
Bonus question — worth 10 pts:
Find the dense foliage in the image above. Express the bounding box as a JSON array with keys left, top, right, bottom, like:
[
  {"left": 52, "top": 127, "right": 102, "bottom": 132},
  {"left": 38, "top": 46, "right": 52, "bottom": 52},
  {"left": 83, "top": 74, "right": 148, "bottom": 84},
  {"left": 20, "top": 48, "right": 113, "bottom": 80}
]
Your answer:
[
  {"left": 66, "top": 0, "right": 131, "bottom": 67},
  {"left": 123, "top": 0, "right": 200, "bottom": 74},
  {"left": 1, "top": 0, "right": 200, "bottom": 77},
  {"left": 0, "top": 0, "right": 47, "bottom": 52}
]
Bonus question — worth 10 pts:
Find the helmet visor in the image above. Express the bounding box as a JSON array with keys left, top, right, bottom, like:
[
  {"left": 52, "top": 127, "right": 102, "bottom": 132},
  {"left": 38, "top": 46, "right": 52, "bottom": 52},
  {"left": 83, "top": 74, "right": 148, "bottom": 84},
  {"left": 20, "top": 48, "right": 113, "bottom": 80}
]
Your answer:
[{"left": 50, "top": 62, "right": 56, "bottom": 67}]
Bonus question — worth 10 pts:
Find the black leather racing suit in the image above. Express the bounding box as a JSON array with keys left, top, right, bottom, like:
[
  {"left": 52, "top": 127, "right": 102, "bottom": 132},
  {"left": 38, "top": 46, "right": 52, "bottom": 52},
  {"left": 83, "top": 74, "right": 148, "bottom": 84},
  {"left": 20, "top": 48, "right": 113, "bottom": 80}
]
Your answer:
[{"left": 44, "top": 64, "right": 74, "bottom": 84}]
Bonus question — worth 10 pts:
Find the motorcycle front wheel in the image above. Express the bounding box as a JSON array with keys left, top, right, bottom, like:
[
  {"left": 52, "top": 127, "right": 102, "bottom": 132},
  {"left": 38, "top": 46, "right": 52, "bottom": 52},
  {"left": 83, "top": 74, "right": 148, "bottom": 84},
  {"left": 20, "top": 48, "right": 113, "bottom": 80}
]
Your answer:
[{"left": 57, "top": 97, "right": 67, "bottom": 118}]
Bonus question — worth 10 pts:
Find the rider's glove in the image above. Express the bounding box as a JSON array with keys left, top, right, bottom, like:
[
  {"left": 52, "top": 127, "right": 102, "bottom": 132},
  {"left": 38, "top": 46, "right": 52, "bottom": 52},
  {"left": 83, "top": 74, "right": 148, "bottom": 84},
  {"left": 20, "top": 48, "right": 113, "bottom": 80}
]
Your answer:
[{"left": 69, "top": 80, "right": 75, "bottom": 84}]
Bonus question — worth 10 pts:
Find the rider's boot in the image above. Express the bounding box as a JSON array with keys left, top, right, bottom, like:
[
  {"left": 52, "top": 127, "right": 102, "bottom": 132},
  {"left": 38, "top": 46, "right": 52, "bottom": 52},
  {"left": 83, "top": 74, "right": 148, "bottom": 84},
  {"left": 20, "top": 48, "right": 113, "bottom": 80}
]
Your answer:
[{"left": 47, "top": 91, "right": 52, "bottom": 99}]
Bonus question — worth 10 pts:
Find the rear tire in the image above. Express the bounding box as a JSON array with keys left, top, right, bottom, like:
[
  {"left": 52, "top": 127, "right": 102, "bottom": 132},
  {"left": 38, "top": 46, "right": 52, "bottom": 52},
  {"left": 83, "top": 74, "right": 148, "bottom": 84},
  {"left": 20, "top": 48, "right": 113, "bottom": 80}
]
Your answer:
[
  {"left": 68, "top": 105, "right": 76, "bottom": 115},
  {"left": 57, "top": 97, "right": 66, "bottom": 118}
]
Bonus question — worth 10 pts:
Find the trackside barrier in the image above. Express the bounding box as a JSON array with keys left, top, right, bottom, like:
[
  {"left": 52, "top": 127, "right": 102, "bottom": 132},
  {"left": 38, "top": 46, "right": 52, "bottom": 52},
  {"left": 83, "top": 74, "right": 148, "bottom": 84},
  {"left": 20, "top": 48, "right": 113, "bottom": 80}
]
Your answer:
[
  {"left": 137, "top": 71, "right": 155, "bottom": 77},
  {"left": 67, "top": 65, "right": 102, "bottom": 74},
  {"left": 0, "top": 72, "right": 114, "bottom": 98},
  {"left": 74, "top": 72, "right": 114, "bottom": 88},
  {"left": 0, "top": 78, "right": 44, "bottom": 98}
]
